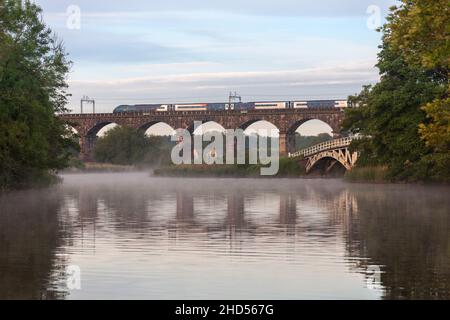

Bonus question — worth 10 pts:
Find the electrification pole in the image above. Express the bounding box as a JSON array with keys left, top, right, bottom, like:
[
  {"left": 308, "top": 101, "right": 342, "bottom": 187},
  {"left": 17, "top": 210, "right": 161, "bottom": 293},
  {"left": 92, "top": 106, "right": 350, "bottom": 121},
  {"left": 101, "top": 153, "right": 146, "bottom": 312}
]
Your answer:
[
  {"left": 228, "top": 91, "right": 242, "bottom": 110},
  {"left": 80, "top": 96, "right": 96, "bottom": 114}
]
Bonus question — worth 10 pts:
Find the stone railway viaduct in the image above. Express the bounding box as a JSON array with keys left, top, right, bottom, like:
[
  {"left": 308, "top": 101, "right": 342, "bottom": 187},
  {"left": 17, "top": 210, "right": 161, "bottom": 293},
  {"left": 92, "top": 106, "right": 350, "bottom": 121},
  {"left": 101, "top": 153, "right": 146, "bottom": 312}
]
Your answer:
[{"left": 59, "top": 108, "right": 345, "bottom": 161}]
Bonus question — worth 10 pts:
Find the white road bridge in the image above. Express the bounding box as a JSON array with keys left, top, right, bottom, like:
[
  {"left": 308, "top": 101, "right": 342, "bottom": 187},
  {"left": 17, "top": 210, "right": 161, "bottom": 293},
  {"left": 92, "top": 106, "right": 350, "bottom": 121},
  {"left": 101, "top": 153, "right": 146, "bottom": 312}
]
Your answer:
[{"left": 288, "top": 137, "right": 359, "bottom": 173}]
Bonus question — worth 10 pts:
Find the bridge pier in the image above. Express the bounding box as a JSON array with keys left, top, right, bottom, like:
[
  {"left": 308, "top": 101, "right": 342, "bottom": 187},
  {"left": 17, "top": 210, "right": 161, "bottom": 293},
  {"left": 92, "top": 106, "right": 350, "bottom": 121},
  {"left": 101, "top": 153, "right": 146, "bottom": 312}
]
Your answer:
[
  {"left": 80, "top": 135, "right": 96, "bottom": 162},
  {"left": 279, "top": 132, "right": 297, "bottom": 156},
  {"left": 279, "top": 132, "right": 287, "bottom": 156}
]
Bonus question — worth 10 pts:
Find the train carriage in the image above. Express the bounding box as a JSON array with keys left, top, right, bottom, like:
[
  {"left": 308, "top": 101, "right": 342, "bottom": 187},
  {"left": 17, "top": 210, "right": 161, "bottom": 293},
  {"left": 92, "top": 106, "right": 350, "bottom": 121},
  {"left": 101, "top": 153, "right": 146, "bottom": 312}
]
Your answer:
[
  {"left": 113, "top": 99, "right": 348, "bottom": 113},
  {"left": 254, "top": 102, "right": 288, "bottom": 110},
  {"left": 174, "top": 103, "right": 208, "bottom": 111}
]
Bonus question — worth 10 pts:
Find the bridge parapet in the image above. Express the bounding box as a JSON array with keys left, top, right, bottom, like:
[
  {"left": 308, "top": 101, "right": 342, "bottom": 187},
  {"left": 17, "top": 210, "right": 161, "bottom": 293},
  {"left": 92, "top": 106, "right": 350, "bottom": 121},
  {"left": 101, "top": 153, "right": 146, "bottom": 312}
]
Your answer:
[
  {"left": 58, "top": 107, "right": 344, "bottom": 118},
  {"left": 289, "top": 137, "right": 353, "bottom": 158}
]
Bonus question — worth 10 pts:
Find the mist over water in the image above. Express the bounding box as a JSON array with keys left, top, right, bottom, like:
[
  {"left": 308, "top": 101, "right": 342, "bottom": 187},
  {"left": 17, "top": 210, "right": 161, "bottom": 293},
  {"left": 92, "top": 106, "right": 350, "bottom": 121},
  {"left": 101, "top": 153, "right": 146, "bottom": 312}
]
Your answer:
[{"left": 0, "top": 173, "right": 449, "bottom": 299}]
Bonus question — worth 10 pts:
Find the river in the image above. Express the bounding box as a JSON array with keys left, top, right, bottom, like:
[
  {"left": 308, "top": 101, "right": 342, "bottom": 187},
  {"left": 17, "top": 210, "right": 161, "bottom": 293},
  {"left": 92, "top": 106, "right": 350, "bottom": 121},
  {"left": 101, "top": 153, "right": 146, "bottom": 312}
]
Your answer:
[{"left": 0, "top": 173, "right": 449, "bottom": 299}]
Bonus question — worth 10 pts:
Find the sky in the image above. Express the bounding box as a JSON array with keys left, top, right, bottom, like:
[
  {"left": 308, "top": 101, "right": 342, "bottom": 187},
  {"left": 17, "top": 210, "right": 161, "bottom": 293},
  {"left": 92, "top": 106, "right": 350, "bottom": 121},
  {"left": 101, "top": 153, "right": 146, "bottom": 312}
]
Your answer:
[{"left": 35, "top": 0, "right": 397, "bottom": 135}]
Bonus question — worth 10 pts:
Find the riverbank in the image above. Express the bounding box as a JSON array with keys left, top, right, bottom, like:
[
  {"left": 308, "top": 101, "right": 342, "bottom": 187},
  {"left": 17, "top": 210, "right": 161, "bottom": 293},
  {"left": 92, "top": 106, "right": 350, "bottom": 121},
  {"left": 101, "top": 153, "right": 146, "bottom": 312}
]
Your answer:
[
  {"left": 0, "top": 171, "right": 62, "bottom": 192},
  {"left": 154, "top": 158, "right": 306, "bottom": 178},
  {"left": 63, "top": 162, "right": 139, "bottom": 173},
  {"left": 344, "top": 166, "right": 450, "bottom": 184}
]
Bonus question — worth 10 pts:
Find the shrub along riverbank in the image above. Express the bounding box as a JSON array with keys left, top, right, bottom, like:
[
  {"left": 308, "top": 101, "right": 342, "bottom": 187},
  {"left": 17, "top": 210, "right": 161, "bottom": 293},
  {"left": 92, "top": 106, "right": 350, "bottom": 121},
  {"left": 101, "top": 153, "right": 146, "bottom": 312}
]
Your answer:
[
  {"left": 63, "top": 162, "right": 138, "bottom": 173},
  {"left": 344, "top": 166, "right": 390, "bottom": 183},
  {"left": 154, "top": 157, "right": 306, "bottom": 178}
]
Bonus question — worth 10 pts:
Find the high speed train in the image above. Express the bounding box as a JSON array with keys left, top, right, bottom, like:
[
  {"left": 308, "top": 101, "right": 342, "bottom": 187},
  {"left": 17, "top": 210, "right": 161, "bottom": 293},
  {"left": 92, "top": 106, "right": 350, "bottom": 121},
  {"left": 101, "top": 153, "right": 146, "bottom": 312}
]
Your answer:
[{"left": 113, "top": 100, "right": 348, "bottom": 113}]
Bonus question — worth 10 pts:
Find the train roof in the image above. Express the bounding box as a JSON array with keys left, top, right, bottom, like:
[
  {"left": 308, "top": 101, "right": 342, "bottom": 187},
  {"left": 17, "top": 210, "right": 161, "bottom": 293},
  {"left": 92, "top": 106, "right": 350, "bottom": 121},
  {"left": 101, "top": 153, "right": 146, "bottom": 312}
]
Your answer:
[{"left": 114, "top": 99, "right": 348, "bottom": 108}]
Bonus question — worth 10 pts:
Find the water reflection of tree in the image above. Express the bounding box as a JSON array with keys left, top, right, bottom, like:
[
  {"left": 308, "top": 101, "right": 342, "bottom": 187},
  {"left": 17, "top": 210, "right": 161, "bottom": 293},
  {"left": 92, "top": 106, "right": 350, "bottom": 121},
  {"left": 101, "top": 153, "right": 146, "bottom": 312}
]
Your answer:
[
  {"left": 346, "top": 185, "right": 450, "bottom": 299},
  {"left": 0, "top": 188, "right": 69, "bottom": 299}
]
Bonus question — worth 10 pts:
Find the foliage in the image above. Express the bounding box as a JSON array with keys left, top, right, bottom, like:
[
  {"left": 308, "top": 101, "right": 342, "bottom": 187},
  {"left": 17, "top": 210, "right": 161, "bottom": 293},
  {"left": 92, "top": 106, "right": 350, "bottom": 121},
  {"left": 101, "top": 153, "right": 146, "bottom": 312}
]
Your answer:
[
  {"left": 387, "top": 0, "right": 450, "bottom": 180},
  {"left": 387, "top": 0, "right": 449, "bottom": 71},
  {"left": 94, "top": 126, "right": 173, "bottom": 166},
  {"left": 345, "top": 166, "right": 390, "bottom": 183},
  {"left": 154, "top": 157, "right": 305, "bottom": 178},
  {"left": 418, "top": 97, "right": 450, "bottom": 153},
  {"left": 278, "top": 157, "right": 305, "bottom": 176},
  {"left": 343, "top": 0, "right": 449, "bottom": 182},
  {"left": 0, "top": 1, "right": 76, "bottom": 189}
]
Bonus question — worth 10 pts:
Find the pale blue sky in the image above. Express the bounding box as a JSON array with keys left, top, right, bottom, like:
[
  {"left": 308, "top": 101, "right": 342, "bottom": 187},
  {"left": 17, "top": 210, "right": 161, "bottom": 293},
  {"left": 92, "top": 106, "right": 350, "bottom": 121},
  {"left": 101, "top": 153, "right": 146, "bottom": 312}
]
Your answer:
[{"left": 36, "top": 0, "right": 396, "bottom": 134}]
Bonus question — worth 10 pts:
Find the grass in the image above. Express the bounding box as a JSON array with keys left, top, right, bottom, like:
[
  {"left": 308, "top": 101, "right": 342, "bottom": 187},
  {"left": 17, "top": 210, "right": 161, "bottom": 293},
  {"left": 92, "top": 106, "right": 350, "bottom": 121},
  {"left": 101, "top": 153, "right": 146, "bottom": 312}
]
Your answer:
[
  {"left": 345, "top": 166, "right": 390, "bottom": 183},
  {"left": 153, "top": 157, "right": 306, "bottom": 178},
  {"left": 63, "top": 162, "right": 137, "bottom": 173}
]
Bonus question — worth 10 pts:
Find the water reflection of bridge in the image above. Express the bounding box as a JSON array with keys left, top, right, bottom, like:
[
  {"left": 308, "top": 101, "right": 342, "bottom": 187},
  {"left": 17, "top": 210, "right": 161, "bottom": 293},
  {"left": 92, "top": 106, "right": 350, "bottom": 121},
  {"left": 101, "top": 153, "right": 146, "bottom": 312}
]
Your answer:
[
  {"left": 173, "top": 192, "right": 299, "bottom": 234},
  {"left": 71, "top": 184, "right": 357, "bottom": 239}
]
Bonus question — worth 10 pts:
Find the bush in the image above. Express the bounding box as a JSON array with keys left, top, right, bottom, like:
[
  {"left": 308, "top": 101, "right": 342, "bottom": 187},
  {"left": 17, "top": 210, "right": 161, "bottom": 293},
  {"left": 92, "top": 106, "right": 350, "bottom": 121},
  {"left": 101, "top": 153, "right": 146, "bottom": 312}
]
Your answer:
[
  {"left": 94, "top": 126, "right": 172, "bottom": 166},
  {"left": 154, "top": 157, "right": 305, "bottom": 178},
  {"left": 345, "top": 166, "right": 390, "bottom": 183}
]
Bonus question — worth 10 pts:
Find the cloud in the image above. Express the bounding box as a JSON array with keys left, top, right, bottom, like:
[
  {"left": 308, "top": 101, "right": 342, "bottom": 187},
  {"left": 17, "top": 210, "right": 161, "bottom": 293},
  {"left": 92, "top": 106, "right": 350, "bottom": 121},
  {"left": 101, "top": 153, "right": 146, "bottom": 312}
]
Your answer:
[
  {"left": 62, "top": 32, "right": 194, "bottom": 63},
  {"left": 67, "top": 60, "right": 379, "bottom": 112},
  {"left": 32, "top": 0, "right": 387, "bottom": 114},
  {"left": 37, "top": 0, "right": 398, "bottom": 18}
]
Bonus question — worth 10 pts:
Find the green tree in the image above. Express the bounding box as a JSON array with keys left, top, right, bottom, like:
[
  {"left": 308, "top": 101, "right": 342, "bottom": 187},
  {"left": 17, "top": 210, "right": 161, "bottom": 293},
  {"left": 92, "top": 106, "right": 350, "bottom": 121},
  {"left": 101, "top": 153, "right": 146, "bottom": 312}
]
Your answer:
[
  {"left": 343, "top": 0, "right": 449, "bottom": 182},
  {"left": 387, "top": 0, "right": 450, "bottom": 179},
  {"left": 387, "top": 0, "right": 449, "bottom": 71},
  {"left": 0, "top": 1, "right": 75, "bottom": 189},
  {"left": 94, "top": 126, "right": 171, "bottom": 166}
]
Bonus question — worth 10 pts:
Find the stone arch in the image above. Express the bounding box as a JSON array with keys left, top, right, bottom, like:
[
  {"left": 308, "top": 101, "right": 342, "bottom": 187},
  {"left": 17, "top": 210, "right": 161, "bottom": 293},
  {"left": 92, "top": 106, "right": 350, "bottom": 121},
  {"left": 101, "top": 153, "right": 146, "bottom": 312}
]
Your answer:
[
  {"left": 236, "top": 118, "right": 283, "bottom": 154},
  {"left": 192, "top": 121, "right": 226, "bottom": 135},
  {"left": 186, "top": 119, "right": 226, "bottom": 134},
  {"left": 285, "top": 118, "right": 337, "bottom": 154},
  {"left": 238, "top": 119, "right": 281, "bottom": 156},
  {"left": 239, "top": 119, "right": 261, "bottom": 131},
  {"left": 138, "top": 121, "right": 175, "bottom": 136},
  {"left": 287, "top": 118, "right": 331, "bottom": 135},
  {"left": 86, "top": 121, "right": 121, "bottom": 137},
  {"left": 287, "top": 115, "right": 342, "bottom": 138},
  {"left": 239, "top": 119, "right": 279, "bottom": 134},
  {"left": 81, "top": 121, "right": 122, "bottom": 162}
]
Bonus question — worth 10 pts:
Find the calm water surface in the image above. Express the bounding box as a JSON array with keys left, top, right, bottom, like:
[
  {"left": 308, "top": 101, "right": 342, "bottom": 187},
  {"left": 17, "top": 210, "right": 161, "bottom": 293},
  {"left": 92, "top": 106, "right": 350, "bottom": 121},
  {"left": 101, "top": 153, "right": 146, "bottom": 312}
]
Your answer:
[{"left": 0, "top": 173, "right": 449, "bottom": 299}]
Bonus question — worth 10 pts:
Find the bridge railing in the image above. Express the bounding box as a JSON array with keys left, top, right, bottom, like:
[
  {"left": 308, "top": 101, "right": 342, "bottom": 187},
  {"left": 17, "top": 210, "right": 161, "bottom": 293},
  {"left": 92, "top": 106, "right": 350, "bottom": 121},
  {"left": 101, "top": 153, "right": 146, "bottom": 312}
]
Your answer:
[{"left": 288, "top": 137, "right": 354, "bottom": 158}]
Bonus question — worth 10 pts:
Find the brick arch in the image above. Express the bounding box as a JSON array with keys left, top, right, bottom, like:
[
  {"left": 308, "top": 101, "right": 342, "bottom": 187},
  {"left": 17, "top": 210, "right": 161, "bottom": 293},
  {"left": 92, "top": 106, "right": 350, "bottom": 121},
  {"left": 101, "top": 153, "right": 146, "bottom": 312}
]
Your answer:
[
  {"left": 86, "top": 121, "right": 121, "bottom": 137},
  {"left": 137, "top": 120, "right": 175, "bottom": 134},
  {"left": 283, "top": 114, "right": 345, "bottom": 154},
  {"left": 187, "top": 120, "right": 227, "bottom": 134},
  {"left": 286, "top": 116, "right": 340, "bottom": 136},
  {"left": 238, "top": 118, "right": 280, "bottom": 132},
  {"left": 62, "top": 119, "right": 86, "bottom": 137},
  {"left": 64, "top": 123, "right": 80, "bottom": 136}
]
